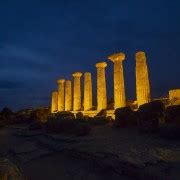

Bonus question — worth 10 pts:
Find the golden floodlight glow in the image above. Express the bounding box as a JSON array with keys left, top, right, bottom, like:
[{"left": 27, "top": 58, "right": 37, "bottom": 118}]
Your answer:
[
  {"left": 57, "top": 79, "right": 65, "bottom": 111},
  {"left": 51, "top": 91, "right": 58, "bottom": 113},
  {"left": 65, "top": 80, "right": 72, "bottom": 111},
  {"left": 169, "top": 89, "right": 180, "bottom": 100},
  {"left": 84, "top": 72, "right": 93, "bottom": 111},
  {"left": 135, "top": 52, "right": 151, "bottom": 107},
  {"left": 96, "top": 62, "right": 107, "bottom": 111},
  {"left": 51, "top": 51, "right": 179, "bottom": 117},
  {"left": 108, "top": 52, "right": 126, "bottom": 109},
  {"left": 72, "top": 72, "right": 82, "bottom": 111}
]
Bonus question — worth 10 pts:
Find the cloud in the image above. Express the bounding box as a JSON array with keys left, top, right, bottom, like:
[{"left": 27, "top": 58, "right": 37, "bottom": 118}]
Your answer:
[
  {"left": 0, "top": 80, "right": 24, "bottom": 90},
  {"left": 0, "top": 44, "right": 53, "bottom": 72}
]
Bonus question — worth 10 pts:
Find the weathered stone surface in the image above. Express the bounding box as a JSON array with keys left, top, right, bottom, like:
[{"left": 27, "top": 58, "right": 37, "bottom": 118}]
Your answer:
[
  {"left": 0, "top": 158, "right": 24, "bottom": 180},
  {"left": 135, "top": 52, "right": 151, "bottom": 107},
  {"left": 65, "top": 80, "right": 72, "bottom": 111},
  {"left": 84, "top": 72, "right": 93, "bottom": 111},
  {"left": 51, "top": 91, "right": 58, "bottom": 113},
  {"left": 108, "top": 53, "right": 126, "bottom": 109},
  {"left": 96, "top": 62, "right": 107, "bottom": 111},
  {"left": 72, "top": 72, "right": 82, "bottom": 111},
  {"left": 57, "top": 79, "right": 65, "bottom": 112}
]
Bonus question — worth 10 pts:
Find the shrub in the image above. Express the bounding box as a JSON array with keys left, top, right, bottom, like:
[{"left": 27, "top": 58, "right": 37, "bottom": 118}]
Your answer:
[
  {"left": 46, "top": 115, "right": 91, "bottom": 136},
  {"left": 95, "top": 109, "right": 107, "bottom": 118},
  {"left": 164, "top": 105, "right": 180, "bottom": 124},
  {"left": 30, "top": 108, "right": 50, "bottom": 123},
  {"left": 54, "top": 111, "right": 75, "bottom": 119},
  {"left": 76, "top": 112, "right": 84, "bottom": 120},
  {"left": 137, "top": 100, "right": 165, "bottom": 133},
  {"left": 0, "top": 107, "right": 17, "bottom": 125},
  {"left": 114, "top": 107, "right": 137, "bottom": 128},
  {"left": 15, "top": 109, "right": 33, "bottom": 123},
  {"left": 89, "top": 117, "right": 109, "bottom": 126}
]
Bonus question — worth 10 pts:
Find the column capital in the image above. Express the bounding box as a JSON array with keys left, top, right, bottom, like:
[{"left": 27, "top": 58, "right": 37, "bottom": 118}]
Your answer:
[
  {"left": 108, "top": 52, "right": 125, "bottom": 63},
  {"left": 96, "top": 62, "right": 107, "bottom": 68},
  {"left": 84, "top": 72, "right": 91, "bottom": 74},
  {"left": 135, "top": 51, "right": 146, "bottom": 62},
  {"left": 52, "top": 90, "right": 58, "bottom": 94},
  {"left": 72, "top": 72, "right": 82, "bottom": 78},
  {"left": 57, "top": 79, "right": 65, "bottom": 84},
  {"left": 84, "top": 72, "right": 91, "bottom": 77},
  {"left": 65, "top": 80, "right": 71, "bottom": 83}
]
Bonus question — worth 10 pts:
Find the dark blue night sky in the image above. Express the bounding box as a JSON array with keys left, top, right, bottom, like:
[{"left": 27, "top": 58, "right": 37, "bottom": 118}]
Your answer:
[{"left": 0, "top": 0, "right": 179, "bottom": 110}]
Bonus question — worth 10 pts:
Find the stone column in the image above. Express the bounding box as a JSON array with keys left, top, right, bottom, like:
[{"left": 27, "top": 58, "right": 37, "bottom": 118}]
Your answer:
[
  {"left": 84, "top": 72, "right": 92, "bottom": 111},
  {"left": 51, "top": 91, "right": 58, "bottom": 113},
  {"left": 96, "top": 62, "right": 107, "bottom": 111},
  {"left": 57, "top": 79, "right": 65, "bottom": 111},
  {"left": 65, "top": 80, "right": 72, "bottom": 111},
  {"left": 72, "top": 72, "right": 82, "bottom": 111},
  {"left": 108, "top": 53, "right": 126, "bottom": 109},
  {"left": 135, "top": 52, "right": 151, "bottom": 107}
]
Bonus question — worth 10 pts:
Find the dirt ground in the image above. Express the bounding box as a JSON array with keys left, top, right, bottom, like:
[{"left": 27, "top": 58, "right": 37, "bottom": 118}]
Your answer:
[
  {"left": 0, "top": 124, "right": 180, "bottom": 180},
  {"left": 0, "top": 125, "right": 129, "bottom": 180}
]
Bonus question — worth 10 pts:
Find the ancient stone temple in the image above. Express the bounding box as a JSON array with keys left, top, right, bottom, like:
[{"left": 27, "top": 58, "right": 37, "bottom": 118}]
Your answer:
[
  {"left": 72, "top": 72, "right": 82, "bottom": 111},
  {"left": 51, "top": 51, "right": 176, "bottom": 116},
  {"left": 135, "top": 52, "right": 151, "bottom": 107},
  {"left": 96, "top": 62, "right": 107, "bottom": 111},
  {"left": 108, "top": 53, "right": 126, "bottom": 109},
  {"left": 84, "top": 72, "right": 93, "bottom": 111},
  {"left": 57, "top": 79, "right": 65, "bottom": 111}
]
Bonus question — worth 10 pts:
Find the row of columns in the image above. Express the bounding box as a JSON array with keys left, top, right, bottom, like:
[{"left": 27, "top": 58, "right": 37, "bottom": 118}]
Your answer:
[{"left": 51, "top": 51, "right": 151, "bottom": 113}]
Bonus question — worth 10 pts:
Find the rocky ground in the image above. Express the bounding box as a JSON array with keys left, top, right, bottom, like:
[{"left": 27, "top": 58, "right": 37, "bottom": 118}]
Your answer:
[{"left": 0, "top": 123, "right": 180, "bottom": 180}]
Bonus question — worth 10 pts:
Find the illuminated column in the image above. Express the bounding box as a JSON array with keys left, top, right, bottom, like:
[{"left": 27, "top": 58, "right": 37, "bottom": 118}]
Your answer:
[
  {"left": 57, "top": 79, "right": 65, "bottom": 111},
  {"left": 65, "top": 80, "right": 72, "bottom": 111},
  {"left": 72, "top": 72, "right": 82, "bottom": 111},
  {"left": 108, "top": 52, "right": 126, "bottom": 109},
  {"left": 135, "top": 52, "right": 151, "bottom": 107},
  {"left": 84, "top": 72, "right": 92, "bottom": 111},
  {"left": 96, "top": 62, "right": 107, "bottom": 111},
  {"left": 51, "top": 91, "right": 58, "bottom": 113}
]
